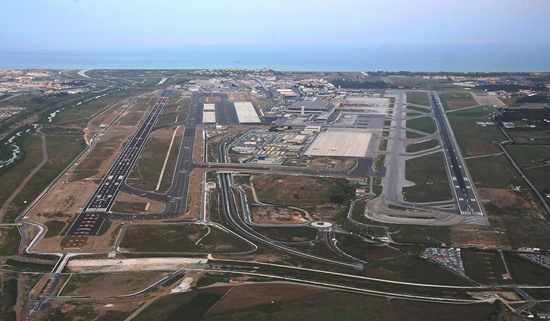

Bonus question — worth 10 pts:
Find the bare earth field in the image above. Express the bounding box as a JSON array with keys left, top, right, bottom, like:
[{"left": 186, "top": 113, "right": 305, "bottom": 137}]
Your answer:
[
  {"left": 205, "top": 282, "right": 328, "bottom": 315},
  {"left": 227, "top": 92, "right": 251, "bottom": 101},
  {"left": 251, "top": 205, "right": 310, "bottom": 224},
  {"left": 202, "top": 283, "right": 496, "bottom": 321}
]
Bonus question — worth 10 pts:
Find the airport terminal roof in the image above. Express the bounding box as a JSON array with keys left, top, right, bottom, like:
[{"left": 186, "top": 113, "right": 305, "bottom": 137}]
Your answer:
[{"left": 287, "top": 98, "right": 334, "bottom": 114}]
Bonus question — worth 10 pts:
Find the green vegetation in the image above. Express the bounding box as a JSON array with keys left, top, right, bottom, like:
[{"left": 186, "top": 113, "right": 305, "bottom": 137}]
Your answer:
[
  {"left": 119, "top": 224, "right": 254, "bottom": 253},
  {"left": 0, "top": 227, "right": 20, "bottom": 256},
  {"left": 250, "top": 226, "right": 318, "bottom": 242},
  {"left": 202, "top": 288, "right": 494, "bottom": 321},
  {"left": 447, "top": 105, "right": 493, "bottom": 117},
  {"left": 335, "top": 233, "right": 403, "bottom": 262},
  {"left": 2, "top": 127, "right": 86, "bottom": 222},
  {"left": 59, "top": 271, "right": 169, "bottom": 296},
  {"left": 44, "top": 220, "right": 66, "bottom": 237},
  {"left": 407, "top": 116, "right": 437, "bottom": 134},
  {"left": 135, "top": 291, "right": 223, "bottom": 321},
  {"left": 406, "top": 92, "right": 430, "bottom": 106},
  {"left": 406, "top": 139, "right": 439, "bottom": 153},
  {"left": 0, "top": 134, "right": 43, "bottom": 211},
  {"left": 0, "top": 278, "right": 17, "bottom": 321},
  {"left": 46, "top": 303, "right": 100, "bottom": 321},
  {"left": 507, "top": 145, "right": 550, "bottom": 196},
  {"left": 438, "top": 92, "right": 477, "bottom": 111},
  {"left": 505, "top": 253, "right": 550, "bottom": 285},
  {"left": 365, "top": 254, "right": 470, "bottom": 285},
  {"left": 447, "top": 117, "right": 505, "bottom": 157},
  {"left": 349, "top": 201, "right": 452, "bottom": 245},
  {"left": 3, "top": 259, "right": 54, "bottom": 273},
  {"left": 403, "top": 152, "right": 452, "bottom": 202},
  {"left": 111, "top": 201, "right": 148, "bottom": 214},
  {"left": 405, "top": 130, "right": 425, "bottom": 139},
  {"left": 253, "top": 175, "right": 354, "bottom": 220},
  {"left": 407, "top": 105, "right": 431, "bottom": 112},
  {"left": 465, "top": 155, "right": 523, "bottom": 188},
  {"left": 127, "top": 128, "right": 182, "bottom": 192},
  {"left": 461, "top": 249, "right": 510, "bottom": 284},
  {"left": 56, "top": 89, "right": 150, "bottom": 126}
]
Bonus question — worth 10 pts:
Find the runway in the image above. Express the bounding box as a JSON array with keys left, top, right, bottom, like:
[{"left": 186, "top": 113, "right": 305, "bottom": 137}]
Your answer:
[
  {"left": 429, "top": 92, "right": 484, "bottom": 217},
  {"left": 67, "top": 90, "right": 171, "bottom": 236}
]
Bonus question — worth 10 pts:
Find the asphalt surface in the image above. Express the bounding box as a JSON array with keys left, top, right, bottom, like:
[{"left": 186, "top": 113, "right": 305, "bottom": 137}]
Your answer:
[
  {"left": 217, "top": 138, "right": 363, "bottom": 269},
  {"left": 429, "top": 92, "right": 483, "bottom": 217},
  {"left": 83, "top": 90, "right": 171, "bottom": 213},
  {"left": 67, "top": 90, "right": 171, "bottom": 235}
]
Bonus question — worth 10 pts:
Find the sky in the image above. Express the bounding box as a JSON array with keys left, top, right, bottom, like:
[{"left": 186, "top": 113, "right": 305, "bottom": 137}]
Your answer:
[{"left": 1, "top": 0, "right": 549, "bottom": 52}]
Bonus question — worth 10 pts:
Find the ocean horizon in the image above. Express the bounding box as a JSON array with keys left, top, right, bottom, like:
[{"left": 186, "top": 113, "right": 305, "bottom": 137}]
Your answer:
[{"left": 1, "top": 44, "right": 549, "bottom": 72}]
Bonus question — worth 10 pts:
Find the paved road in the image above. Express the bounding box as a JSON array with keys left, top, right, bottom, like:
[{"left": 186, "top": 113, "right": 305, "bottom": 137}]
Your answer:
[{"left": 216, "top": 138, "right": 363, "bottom": 270}]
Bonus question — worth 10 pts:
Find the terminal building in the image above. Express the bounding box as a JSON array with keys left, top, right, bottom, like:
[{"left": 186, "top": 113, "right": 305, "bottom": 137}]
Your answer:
[{"left": 286, "top": 98, "right": 336, "bottom": 119}]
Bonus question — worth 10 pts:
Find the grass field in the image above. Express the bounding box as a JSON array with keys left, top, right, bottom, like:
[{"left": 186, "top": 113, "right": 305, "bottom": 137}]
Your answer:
[
  {"left": 406, "top": 116, "right": 437, "bottom": 134},
  {"left": 406, "top": 92, "right": 430, "bottom": 106},
  {"left": 407, "top": 105, "right": 431, "bottom": 112},
  {"left": 0, "top": 134, "right": 43, "bottom": 211},
  {"left": 110, "top": 201, "right": 148, "bottom": 213},
  {"left": 126, "top": 127, "right": 183, "bottom": 192},
  {"left": 59, "top": 271, "right": 169, "bottom": 296},
  {"left": 349, "top": 201, "right": 452, "bottom": 245},
  {"left": 252, "top": 174, "right": 354, "bottom": 221},
  {"left": 447, "top": 105, "right": 494, "bottom": 118},
  {"left": 56, "top": 89, "right": 150, "bottom": 127},
  {"left": 334, "top": 233, "right": 403, "bottom": 262},
  {"left": 0, "top": 227, "right": 19, "bottom": 255},
  {"left": 406, "top": 139, "right": 439, "bottom": 153},
  {"left": 405, "top": 130, "right": 425, "bottom": 139},
  {"left": 364, "top": 254, "right": 471, "bottom": 285},
  {"left": 507, "top": 128, "right": 550, "bottom": 144},
  {"left": 461, "top": 249, "right": 510, "bottom": 284},
  {"left": 119, "top": 224, "right": 254, "bottom": 253},
  {"left": 465, "top": 155, "right": 524, "bottom": 189},
  {"left": 44, "top": 220, "right": 66, "bottom": 238},
  {"left": 2, "top": 127, "right": 85, "bottom": 222},
  {"left": 504, "top": 253, "right": 550, "bottom": 285},
  {"left": 447, "top": 118, "right": 505, "bottom": 157},
  {"left": 403, "top": 152, "right": 452, "bottom": 202},
  {"left": 250, "top": 226, "right": 318, "bottom": 242},
  {"left": 438, "top": 92, "right": 477, "bottom": 111},
  {"left": 507, "top": 145, "right": 550, "bottom": 195},
  {"left": 134, "top": 290, "right": 224, "bottom": 321},
  {"left": 202, "top": 287, "right": 494, "bottom": 321}
]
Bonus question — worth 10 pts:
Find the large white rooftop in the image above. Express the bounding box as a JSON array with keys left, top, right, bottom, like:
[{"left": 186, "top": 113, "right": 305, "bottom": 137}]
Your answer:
[
  {"left": 234, "top": 102, "right": 261, "bottom": 123},
  {"left": 203, "top": 103, "right": 216, "bottom": 111}
]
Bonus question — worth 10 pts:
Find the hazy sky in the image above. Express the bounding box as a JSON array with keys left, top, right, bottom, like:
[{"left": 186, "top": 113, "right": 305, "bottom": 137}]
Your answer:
[{"left": 1, "top": 0, "right": 549, "bottom": 51}]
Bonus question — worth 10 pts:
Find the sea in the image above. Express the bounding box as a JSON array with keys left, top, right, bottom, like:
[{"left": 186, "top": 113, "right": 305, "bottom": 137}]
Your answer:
[{"left": 1, "top": 44, "right": 549, "bottom": 72}]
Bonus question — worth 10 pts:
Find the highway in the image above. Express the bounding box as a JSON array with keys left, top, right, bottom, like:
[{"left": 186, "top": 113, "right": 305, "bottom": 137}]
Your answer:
[
  {"left": 429, "top": 92, "right": 484, "bottom": 217},
  {"left": 216, "top": 138, "right": 364, "bottom": 270}
]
